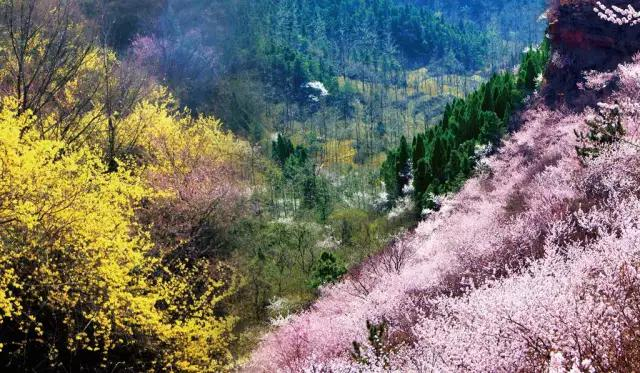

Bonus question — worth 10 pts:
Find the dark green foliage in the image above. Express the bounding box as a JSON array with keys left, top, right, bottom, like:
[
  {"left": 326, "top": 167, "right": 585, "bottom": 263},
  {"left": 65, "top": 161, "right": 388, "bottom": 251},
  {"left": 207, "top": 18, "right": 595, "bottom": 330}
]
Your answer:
[
  {"left": 479, "top": 111, "right": 505, "bottom": 145},
  {"left": 309, "top": 252, "right": 347, "bottom": 288},
  {"left": 314, "top": 178, "right": 333, "bottom": 223},
  {"left": 270, "top": 133, "right": 328, "bottom": 212},
  {"left": 271, "top": 134, "right": 322, "bottom": 210},
  {"left": 412, "top": 134, "right": 426, "bottom": 168},
  {"left": 380, "top": 135, "right": 412, "bottom": 204},
  {"left": 263, "top": 43, "right": 335, "bottom": 102},
  {"left": 396, "top": 136, "right": 412, "bottom": 196},
  {"left": 284, "top": 156, "right": 316, "bottom": 209},
  {"left": 429, "top": 133, "right": 449, "bottom": 183},
  {"left": 381, "top": 150, "right": 399, "bottom": 202},
  {"left": 517, "top": 39, "right": 550, "bottom": 91},
  {"left": 272, "top": 134, "right": 295, "bottom": 166},
  {"left": 385, "top": 43, "right": 550, "bottom": 210},
  {"left": 575, "top": 103, "right": 626, "bottom": 160},
  {"left": 522, "top": 57, "right": 538, "bottom": 91},
  {"left": 481, "top": 79, "right": 495, "bottom": 112},
  {"left": 413, "top": 158, "right": 432, "bottom": 206},
  {"left": 86, "top": 0, "right": 519, "bottom": 118},
  {"left": 220, "top": 90, "right": 266, "bottom": 143},
  {"left": 245, "top": 0, "right": 494, "bottom": 112}
]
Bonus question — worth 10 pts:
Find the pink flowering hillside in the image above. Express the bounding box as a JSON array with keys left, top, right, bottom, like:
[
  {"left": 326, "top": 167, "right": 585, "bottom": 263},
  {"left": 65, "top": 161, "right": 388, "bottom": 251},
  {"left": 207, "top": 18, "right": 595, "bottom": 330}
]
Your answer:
[{"left": 249, "top": 3, "right": 640, "bottom": 372}]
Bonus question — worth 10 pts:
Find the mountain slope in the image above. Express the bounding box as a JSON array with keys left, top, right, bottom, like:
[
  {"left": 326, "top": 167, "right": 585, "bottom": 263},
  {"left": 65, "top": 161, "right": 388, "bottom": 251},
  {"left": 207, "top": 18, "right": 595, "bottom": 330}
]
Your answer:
[{"left": 249, "top": 2, "right": 640, "bottom": 371}]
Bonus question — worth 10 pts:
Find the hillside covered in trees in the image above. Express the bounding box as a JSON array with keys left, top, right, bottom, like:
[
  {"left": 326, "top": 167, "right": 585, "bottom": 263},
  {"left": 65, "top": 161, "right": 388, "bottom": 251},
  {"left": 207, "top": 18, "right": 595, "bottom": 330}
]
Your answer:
[
  {"left": 14, "top": 0, "right": 640, "bottom": 371},
  {"left": 249, "top": 0, "right": 640, "bottom": 371}
]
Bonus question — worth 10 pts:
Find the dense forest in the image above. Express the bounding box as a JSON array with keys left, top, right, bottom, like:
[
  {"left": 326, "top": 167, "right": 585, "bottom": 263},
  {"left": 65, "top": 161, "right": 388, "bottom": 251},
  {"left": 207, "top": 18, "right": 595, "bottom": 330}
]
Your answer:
[
  {"left": 0, "top": 0, "right": 551, "bottom": 371},
  {"left": 383, "top": 42, "right": 549, "bottom": 211}
]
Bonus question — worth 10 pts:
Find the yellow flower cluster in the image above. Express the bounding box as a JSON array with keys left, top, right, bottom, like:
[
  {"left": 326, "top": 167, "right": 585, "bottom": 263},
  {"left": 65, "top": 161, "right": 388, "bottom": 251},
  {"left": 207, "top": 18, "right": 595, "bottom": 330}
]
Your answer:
[
  {"left": 129, "top": 93, "right": 248, "bottom": 176},
  {"left": 0, "top": 97, "right": 236, "bottom": 371},
  {"left": 323, "top": 139, "right": 357, "bottom": 167}
]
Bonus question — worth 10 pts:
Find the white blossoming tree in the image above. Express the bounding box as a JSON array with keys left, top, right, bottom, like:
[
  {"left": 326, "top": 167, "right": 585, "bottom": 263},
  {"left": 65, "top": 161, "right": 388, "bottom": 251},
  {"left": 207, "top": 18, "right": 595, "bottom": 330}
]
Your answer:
[{"left": 594, "top": 2, "right": 640, "bottom": 25}]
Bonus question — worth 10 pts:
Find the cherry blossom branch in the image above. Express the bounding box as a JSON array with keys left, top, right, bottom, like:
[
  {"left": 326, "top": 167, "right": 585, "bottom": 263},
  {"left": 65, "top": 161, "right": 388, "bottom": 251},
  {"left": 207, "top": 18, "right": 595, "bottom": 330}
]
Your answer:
[{"left": 594, "top": 2, "right": 640, "bottom": 25}]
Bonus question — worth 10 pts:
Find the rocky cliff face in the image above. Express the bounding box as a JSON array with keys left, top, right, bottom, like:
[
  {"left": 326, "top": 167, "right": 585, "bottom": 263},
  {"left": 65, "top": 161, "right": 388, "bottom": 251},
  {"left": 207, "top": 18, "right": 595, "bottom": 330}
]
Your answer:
[{"left": 547, "top": 0, "right": 640, "bottom": 105}]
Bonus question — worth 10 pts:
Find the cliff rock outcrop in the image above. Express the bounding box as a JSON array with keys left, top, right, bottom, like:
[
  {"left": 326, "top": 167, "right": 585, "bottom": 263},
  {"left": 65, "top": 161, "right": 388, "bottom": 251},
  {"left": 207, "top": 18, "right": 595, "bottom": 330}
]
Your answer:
[{"left": 547, "top": 0, "right": 640, "bottom": 105}]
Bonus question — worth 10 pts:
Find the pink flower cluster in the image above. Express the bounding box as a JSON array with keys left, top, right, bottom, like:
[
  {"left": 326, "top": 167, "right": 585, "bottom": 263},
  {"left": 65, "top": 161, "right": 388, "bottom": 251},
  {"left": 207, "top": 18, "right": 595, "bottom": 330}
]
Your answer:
[{"left": 248, "top": 52, "right": 640, "bottom": 373}]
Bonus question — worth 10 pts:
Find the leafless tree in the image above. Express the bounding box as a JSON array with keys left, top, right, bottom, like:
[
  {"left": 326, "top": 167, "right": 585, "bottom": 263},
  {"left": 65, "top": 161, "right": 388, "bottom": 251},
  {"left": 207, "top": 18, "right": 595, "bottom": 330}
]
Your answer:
[
  {"left": 379, "top": 237, "right": 415, "bottom": 275},
  {"left": 0, "top": 0, "right": 94, "bottom": 138},
  {"left": 96, "top": 0, "right": 153, "bottom": 170}
]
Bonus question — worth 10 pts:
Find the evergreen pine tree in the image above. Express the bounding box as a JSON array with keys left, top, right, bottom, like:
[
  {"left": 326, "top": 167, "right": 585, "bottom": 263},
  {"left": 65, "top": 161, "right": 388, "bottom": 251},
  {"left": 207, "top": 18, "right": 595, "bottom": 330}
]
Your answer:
[
  {"left": 413, "top": 158, "right": 432, "bottom": 207},
  {"left": 430, "top": 135, "right": 448, "bottom": 183},
  {"left": 396, "top": 136, "right": 411, "bottom": 196},
  {"left": 482, "top": 79, "right": 495, "bottom": 112},
  {"left": 381, "top": 150, "right": 399, "bottom": 202},
  {"left": 479, "top": 111, "right": 504, "bottom": 145},
  {"left": 412, "top": 134, "right": 426, "bottom": 171},
  {"left": 523, "top": 56, "right": 537, "bottom": 91}
]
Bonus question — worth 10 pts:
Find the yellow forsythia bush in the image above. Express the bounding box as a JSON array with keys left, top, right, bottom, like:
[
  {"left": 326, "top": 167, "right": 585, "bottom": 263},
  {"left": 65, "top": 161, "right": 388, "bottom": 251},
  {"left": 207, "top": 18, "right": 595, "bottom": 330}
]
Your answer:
[
  {"left": 0, "top": 98, "right": 235, "bottom": 371},
  {"left": 125, "top": 93, "right": 250, "bottom": 248}
]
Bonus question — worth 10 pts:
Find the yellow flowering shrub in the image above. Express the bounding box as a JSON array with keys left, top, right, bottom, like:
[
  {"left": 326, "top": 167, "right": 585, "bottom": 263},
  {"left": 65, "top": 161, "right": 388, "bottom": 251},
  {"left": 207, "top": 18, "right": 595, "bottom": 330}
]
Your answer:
[
  {"left": 129, "top": 94, "right": 247, "bottom": 169},
  {"left": 128, "top": 94, "right": 250, "bottom": 248},
  {"left": 0, "top": 98, "right": 236, "bottom": 371}
]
